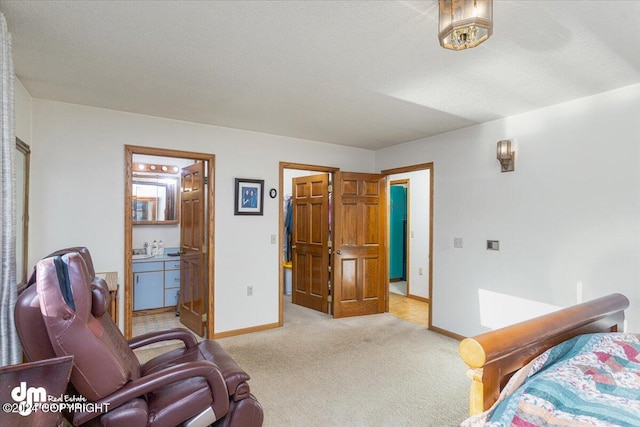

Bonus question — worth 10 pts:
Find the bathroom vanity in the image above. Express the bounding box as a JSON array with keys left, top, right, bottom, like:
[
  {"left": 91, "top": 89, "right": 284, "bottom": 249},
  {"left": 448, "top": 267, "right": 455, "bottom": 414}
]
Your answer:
[{"left": 133, "top": 253, "right": 180, "bottom": 311}]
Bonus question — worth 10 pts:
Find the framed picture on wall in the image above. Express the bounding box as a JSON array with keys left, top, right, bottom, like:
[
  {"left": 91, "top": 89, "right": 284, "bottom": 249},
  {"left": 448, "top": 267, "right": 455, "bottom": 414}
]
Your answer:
[{"left": 234, "top": 178, "right": 264, "bottom": 215}]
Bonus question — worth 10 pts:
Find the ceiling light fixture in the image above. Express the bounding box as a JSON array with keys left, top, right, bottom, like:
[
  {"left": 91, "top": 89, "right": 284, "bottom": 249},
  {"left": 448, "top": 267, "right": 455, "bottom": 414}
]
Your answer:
[{"left": 438, "top": 0, "right": 493, "bottom": 51}]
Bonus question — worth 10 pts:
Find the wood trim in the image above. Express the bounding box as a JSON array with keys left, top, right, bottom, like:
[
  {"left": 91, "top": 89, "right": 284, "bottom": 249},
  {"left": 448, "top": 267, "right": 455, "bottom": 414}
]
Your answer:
[
  {"left": 124, "top": 145, "right": 216, "bottom": 340},
  {"left": 280, "top": 162, "right": 339, "bottom": 174},
  {"left": 381, "top": 162, "right": 433, "bottom": 176},
  {"left": 427, "top": 165, "right": 434, "bottom": 331},
  {"left": 407, "top": 294, "right": 429, "bottom": 304},
  {"left": 278, "top": 165, "right": 284, "bottom": 326},
  {"left": 126, "top": 145, "right": 213, "bottom": 159},
  {"left": 213, "top": 321, "right": 280, "bottom": 339},
  {"left": 459, "top": 293, "right": 629, "bottom": 416},
  {"left": 207, "top": 157, "right": 216, "bottom": 339},
  {"left": 124, "top": 147, "right": 133, "bottom": 338},
  {"left": 16, "top": 138, "right": 31, "bottom": 287},
  {"left": 430, "top": 325, "right": 466, "bottom": 341}
]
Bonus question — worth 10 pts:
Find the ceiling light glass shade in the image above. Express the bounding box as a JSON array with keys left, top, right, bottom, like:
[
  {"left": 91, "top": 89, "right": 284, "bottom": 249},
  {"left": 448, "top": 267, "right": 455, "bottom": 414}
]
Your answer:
[
  {"left": 497, "top": 139, "right": 511, "bottom": 160},
  {"left": 439, "top": 0, "right": 493, "bottom": 50}
]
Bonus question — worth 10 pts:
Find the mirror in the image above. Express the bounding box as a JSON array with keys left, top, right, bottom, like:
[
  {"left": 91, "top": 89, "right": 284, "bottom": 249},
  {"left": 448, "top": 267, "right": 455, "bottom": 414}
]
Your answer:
[
  {"left": 16, "top": 138, "right": 30, "bottom": 288},
  {"left": 132, "top": 174, "right": 179, "bottom": 224}
]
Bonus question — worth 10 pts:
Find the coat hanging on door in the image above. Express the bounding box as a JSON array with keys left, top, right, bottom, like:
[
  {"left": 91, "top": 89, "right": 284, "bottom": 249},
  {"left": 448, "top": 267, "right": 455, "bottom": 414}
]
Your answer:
[{"left": 284, "top": 196, "right": 293, "bottom": 262}]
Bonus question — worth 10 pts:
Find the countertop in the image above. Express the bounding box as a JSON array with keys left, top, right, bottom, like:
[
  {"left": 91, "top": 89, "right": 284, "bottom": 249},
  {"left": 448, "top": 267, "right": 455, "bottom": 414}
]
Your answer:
[{"left": 132, "top": 253, "right": 181, "bottom": 263}]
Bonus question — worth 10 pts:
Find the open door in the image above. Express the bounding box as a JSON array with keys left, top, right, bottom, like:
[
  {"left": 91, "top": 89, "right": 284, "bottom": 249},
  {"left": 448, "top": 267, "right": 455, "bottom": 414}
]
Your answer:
[
  {"left": 179, "top": 161, "right": 206, "bottom": 335},
  {"left": 291, "top": 174, "right": 330, "bottom": 313},
  {"left": 333, "top": 171, "right": 388, "bottom": 318}
]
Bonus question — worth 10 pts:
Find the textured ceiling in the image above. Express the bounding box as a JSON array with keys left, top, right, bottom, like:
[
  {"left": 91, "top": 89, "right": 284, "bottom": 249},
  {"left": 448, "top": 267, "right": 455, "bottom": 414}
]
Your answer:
[{"left": 1, "top": 1, "right": 639, "bottom": 150}]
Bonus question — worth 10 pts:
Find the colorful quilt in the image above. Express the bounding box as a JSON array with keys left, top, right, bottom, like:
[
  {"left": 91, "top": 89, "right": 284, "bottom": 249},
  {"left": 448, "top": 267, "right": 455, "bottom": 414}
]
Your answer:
[{"left": 460, "top": 333, "right": 640, "bottom": 427}]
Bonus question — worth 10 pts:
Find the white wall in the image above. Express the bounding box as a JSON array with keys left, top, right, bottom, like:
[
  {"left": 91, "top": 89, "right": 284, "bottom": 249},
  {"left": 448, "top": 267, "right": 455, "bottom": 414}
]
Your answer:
[
  {"left": 15, "top": 79, "right": 32, "bottom": 144},
  {"left": 20, "top": 82, "right": 640, "bottom": 338},
  {"left": 388, "top": 170, "right": 430, "bottom": 299},
  {"left": 376, "top": 84, "right": 640, "bottom": 337},
  {"left": 28, "top": 99, "right": 375, "bottom": 334}
]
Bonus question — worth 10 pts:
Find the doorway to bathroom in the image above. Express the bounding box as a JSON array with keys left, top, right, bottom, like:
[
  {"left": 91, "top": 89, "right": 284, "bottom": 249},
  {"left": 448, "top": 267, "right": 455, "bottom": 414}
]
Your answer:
[{"left": 124, "top": 145, "right": 215, "bottom": 340}]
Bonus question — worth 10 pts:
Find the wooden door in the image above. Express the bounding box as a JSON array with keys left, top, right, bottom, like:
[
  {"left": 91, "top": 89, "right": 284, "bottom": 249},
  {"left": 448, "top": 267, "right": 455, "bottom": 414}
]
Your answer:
[
  {"left": 333, "top": 172, "right": 388, "bottom": 318},
  {"left": 291, "top": 174, "right": 330, "bottom": 313},
  {"left": 179, "top": 161, "right": 206, "bottom": 335}
]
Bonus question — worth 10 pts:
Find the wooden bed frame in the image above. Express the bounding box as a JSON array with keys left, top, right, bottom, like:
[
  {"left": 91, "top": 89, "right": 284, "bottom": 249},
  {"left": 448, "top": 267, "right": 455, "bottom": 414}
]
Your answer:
[{"left": 458, "top": 293, "right": 629, "bottom": 416}]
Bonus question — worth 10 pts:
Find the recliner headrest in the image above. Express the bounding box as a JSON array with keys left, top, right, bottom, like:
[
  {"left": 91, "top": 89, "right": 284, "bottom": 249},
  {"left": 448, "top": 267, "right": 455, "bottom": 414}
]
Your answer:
[
  {"left": 24, "top": 246, "right": 95, "bottom": 292},
  {"left": 91, "top": 278, "right": 110, "bottom": 318}
]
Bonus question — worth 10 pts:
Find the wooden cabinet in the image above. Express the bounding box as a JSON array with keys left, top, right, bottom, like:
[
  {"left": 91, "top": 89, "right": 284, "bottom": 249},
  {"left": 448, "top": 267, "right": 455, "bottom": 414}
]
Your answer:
[{"left": 133, "top": 259, "right": 180, "bottom": 311}]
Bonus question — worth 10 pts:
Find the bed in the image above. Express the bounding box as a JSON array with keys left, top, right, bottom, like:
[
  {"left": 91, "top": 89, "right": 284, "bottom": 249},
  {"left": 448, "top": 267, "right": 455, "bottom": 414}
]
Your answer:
[{"left": 458, "top": 293, "right": 638, "bottom": 425}]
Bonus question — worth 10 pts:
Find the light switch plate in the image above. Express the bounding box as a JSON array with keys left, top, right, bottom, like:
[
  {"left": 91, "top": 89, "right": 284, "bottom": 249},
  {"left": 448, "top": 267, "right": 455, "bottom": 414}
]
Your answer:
[
  {"left": 487, "top": 240, "right": 500, "bottom": 250},
  {"left": 454, "top": 237, "right": 463, "bottom": 248}
]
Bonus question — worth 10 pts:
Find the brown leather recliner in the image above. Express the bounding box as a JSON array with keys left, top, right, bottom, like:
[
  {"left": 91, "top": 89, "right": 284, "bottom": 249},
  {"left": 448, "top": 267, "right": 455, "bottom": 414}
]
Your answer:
[{"left": 14, "top": 248, "right": 263, "bottom": 427}]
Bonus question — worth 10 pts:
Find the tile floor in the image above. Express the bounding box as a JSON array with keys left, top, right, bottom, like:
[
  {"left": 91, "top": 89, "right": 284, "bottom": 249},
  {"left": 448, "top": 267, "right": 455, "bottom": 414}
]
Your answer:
[{"left": 133, "top": 311, "right": 184, "bottom": 336}]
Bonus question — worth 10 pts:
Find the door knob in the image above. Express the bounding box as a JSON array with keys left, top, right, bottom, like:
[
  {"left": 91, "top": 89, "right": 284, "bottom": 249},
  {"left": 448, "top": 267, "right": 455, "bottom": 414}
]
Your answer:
[
  {"left": 291, "top": 245, "right": 297, "bottom": 249},
  {"left": 336, "top": 250, "right": 342, "bottom": 255}
]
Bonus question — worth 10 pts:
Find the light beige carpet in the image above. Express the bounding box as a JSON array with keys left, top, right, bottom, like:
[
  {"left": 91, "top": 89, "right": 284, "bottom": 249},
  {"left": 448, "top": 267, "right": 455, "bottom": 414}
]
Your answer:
[{"left": 214, "top": 300, "right": 470, "bottom": 427}]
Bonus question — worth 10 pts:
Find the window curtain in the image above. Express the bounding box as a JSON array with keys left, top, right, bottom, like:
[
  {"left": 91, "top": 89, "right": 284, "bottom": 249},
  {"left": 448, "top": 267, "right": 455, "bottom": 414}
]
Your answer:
[{"left": 0, "top": 11, "right": 20, "bottom": 366}]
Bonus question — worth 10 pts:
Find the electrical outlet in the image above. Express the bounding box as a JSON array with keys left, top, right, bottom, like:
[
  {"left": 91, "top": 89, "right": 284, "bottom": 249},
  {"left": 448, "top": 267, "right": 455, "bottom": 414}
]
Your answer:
[
  {"left": 454, "top": 237, "right": 463, "bottom": 248},
  {"left": 270, "top": 234, "right": 277, "bottom": 244},
  {"left": 247, "top": 285, "right": 254, "bottom": 296},
  {"left": 419, "top": 267, "right": 423, "bottom": 275}
]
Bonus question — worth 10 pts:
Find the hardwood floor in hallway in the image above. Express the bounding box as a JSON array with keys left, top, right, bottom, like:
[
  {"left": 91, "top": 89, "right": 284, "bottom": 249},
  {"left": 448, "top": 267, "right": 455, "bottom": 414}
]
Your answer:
[{"left": 389, "top": 292, "right": 429, "bottom": 328}]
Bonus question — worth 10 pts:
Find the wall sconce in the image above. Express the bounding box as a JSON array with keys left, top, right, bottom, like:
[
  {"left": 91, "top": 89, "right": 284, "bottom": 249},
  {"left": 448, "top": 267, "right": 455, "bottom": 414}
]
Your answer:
[{"left": 496, "top": 140, "right": 515, "bottom": 172}]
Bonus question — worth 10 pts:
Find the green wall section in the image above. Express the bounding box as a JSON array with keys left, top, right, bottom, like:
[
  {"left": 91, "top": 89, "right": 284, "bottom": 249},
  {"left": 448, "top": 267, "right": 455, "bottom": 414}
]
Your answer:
[{"left": 389, "top": 185, "right": 407, "bottom": 280}]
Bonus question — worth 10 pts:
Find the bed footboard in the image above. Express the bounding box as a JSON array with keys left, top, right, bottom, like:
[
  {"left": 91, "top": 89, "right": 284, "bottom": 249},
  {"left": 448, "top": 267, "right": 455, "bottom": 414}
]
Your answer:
[{"left": 458, "top": 293, "right": 629, "bottom": 416}]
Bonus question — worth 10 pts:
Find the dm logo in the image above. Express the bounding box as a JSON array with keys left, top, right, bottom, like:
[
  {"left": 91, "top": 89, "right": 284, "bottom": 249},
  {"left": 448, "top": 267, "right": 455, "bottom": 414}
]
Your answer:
[{"left": 10, "top": 382, "right": 47, "bottom": 416}]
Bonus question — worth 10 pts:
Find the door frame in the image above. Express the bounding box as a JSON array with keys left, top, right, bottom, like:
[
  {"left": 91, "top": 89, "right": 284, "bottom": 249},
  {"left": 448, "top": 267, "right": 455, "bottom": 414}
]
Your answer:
[
  {"left": 124, "top": 145, "right": 215, "bottom": 339},
  {"left": 382, "top": 163, "right": 434, "bottom": 330},
  {"left": 278, "top": 162, "right": 338, "bottom": 325}
]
